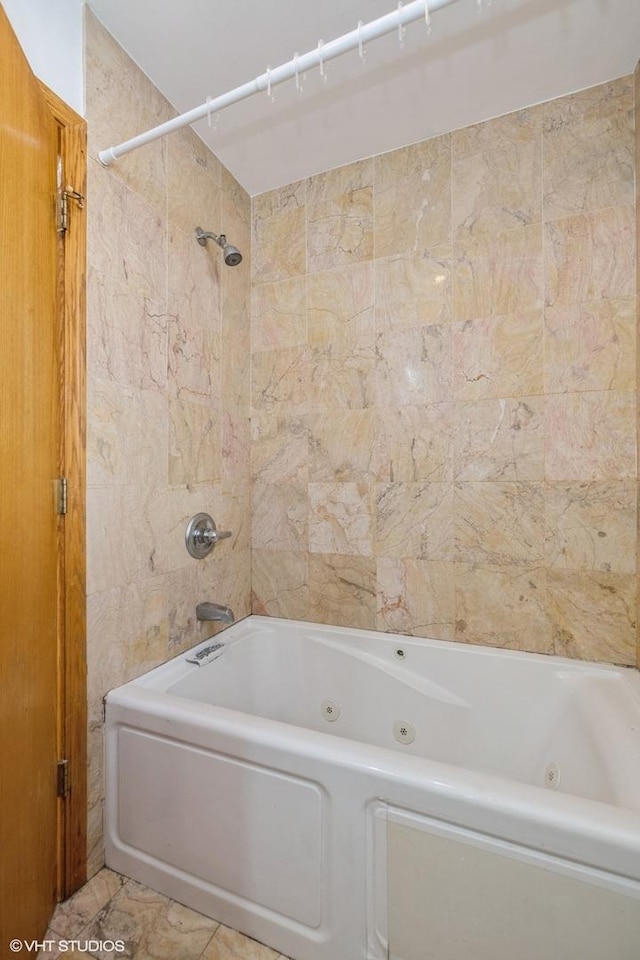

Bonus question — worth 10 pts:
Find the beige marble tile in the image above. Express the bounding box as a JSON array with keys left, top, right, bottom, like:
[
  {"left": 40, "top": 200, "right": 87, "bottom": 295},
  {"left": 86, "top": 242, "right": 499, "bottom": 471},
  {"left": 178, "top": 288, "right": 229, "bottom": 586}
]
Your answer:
[
  {"left": 453, "top": 310, "right": 544, "bottom": 400},
  {"left": 251, "top": 549, "right": 309, "bottom": 620},
  {"left": 453, "top": 246, "right": 544, "bottom": 321},
  {"left": 216, "top": 481, "right": 253, "bottom": 553},
  {"left": 85, "top": 879, "right": 218, "bottom": 960},
  {"left": 88, "top": 380, "right": 168, "bottom": 487},
  {"left": 201, "top": 923, "right": 279, "bottom": 960},
  {"left": 222, "top": 268, "right": 251, "bottom": 423},
  {"left": 163, "top": 565, "right": 209, "bottom": 651},
  {"left": 308, "top": 554, "right": 377, "bottom": 629},
  {"left": 547, "top": 570, "right": 636, "bottom": 664},
  {"left": 374, "top": 134, "right": 451, "bottom": 258},
  {"left": 88, "top": 165, "right": 168, "bottom": 392},
  {"left": 251, "top": 346, "right": 309, "bottom": 411},
  {"left": 376, "top": 482, "right": 454, "bottom": 560},
  {"left": 86, "top": 809, "right": 105, "bottom": 882},
  {"left": 454, "top": 563, "right": 552, "bottom": 653},
  {"left": 50, "top": 870, "right": 127, "bottom": 938},
  {"left": 454, "top": 397, "right": 544, "bottom": 481},
  {"left": 87, "top": 577, "right": 168, "bottom": 718},
  {"left": 307, "top": 159, "right": 373, "bottom": 273},
  {"left": 374, "top": 403, "right": 454, "bottom": 483},
  {"left": 307, "top": 262, "right": 375, "bottom": 410},
  {"left": 85, "top": 10, "right": 171, "bottom": 217},
  {"left": 251, "top": 483, "right": 308, "bottom": 551},
  {"left": 545, "top": 480, "right": 637, "bottom": 574},
  {"left": 377, "top": 558, "right": 455, "bottom": 640},
  {"left": 452, "top": 105, "right": 542, "bottom": 162},
  {"left": 252, "top": 178, "right": 306, "bottom": 221},
  {"left": 308, "top": 262, "right": 374, "bottom": 356},
  {"left": 544, "top": 298, "right": 636, "bottom": 394},
  {"left": 222, "top": 410, "right": 251, "bottom": 485},
  {"left": 309, "top": 482, "right": 374, "bottom": 556},
  {"left": 148, "top": 482, "right": 236, "bottom": 576},
  {"left": 544, "top": 205, "right": 635, "bottom": 306},
  {"left": 452, "top": 108, "right": 542, "bottom": 259},
  {"left": 309, "top": 347, "right": 376, "bottom": 410},
  {"left": 203, "top": 548, "right": 253, "bottom": 629},
  {"left": 86, "top": 722, "right": 105, "bottom": 878},
  {"left": 543, "top": 78, "right": 635, "bottom": 221},
  {"left": 168, "top": 225, "right": 222, "bottom": 403},
  {"left": 544, "top": 390, "right": 636, "bottom": 481},
  {"left": 251, "top": 410, "right": 309, "bottom": 483},
  {"left": 87, "top": 485, "right": 161, "bottom": 594},
  {"left": 222, "top": 163, "right": 251, "bottom": 234},
  {"left": 167, "top": 124, "right": 222, "bottom": 235},
  {"left": 169, "top": 399, "right": 221, "bottom": 485},
  {"left": 252, "top": 180, "right": 306, "bottom": 282},
  {"left": 375, "top": 324, "right": 453, "bottom": 406},
  {"left": 374, "top": 250, "right": 452, "bottom": 329},
  {"left": 252, "top": 277, "right": 307, "bottom": 353},
  {"left": 454, "top": 481, "right": 545, "bottom": 565},
  {"left": 309, "top": 409, "right": 377, "bottom": 481}
]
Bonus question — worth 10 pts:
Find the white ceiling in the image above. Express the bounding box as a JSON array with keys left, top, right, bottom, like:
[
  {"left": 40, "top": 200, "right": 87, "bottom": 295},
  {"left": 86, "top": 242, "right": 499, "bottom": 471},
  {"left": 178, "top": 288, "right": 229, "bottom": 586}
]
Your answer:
[{"left": 87, "top": 0, "right": 640, "bottom": 196}]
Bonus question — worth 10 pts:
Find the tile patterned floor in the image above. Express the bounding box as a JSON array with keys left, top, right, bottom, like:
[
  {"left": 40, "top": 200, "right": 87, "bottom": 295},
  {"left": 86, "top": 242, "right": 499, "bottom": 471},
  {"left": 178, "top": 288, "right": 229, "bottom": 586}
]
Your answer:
[{"left": 40, "top": 869, "right": 292, "bottom": 960}]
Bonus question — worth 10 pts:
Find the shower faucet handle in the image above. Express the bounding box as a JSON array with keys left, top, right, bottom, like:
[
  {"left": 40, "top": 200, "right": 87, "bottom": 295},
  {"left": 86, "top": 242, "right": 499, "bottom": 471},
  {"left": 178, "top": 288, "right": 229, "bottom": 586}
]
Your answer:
[
  {"left": 185, "top": 513, "right": 232, "bottom": 559},
  {"left": 205, "top": 527, "right": 232, "bottom": 544}
]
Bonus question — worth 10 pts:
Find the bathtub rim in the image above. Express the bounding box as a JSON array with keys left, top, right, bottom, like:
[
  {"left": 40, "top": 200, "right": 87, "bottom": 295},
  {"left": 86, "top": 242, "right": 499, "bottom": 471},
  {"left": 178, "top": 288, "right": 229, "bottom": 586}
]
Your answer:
[
  {"left": 106, "top": 675, "right": 640, "bottom": 888},
  {"left": 120, "top": 614, "right": 640, "bottom": 694}
]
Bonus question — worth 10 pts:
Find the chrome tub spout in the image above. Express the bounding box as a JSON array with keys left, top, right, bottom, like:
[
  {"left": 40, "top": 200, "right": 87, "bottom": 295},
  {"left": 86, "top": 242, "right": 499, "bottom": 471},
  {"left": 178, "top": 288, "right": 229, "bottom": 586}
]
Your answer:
[{"left": 196, "top": 602, "right": 234, "bottom": 624}]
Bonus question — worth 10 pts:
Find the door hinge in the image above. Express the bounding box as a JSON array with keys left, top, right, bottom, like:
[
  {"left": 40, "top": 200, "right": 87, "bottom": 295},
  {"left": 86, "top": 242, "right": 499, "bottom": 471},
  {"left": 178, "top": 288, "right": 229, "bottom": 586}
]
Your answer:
[
  {"left": 58, "top": 186, "right": 84, "bottom": 234},
  {"left": 57, "top": 477, "right": 68, "bottom": 516},
  {"left": 57, "top": 759, "right": 69, "bottom": 799}
]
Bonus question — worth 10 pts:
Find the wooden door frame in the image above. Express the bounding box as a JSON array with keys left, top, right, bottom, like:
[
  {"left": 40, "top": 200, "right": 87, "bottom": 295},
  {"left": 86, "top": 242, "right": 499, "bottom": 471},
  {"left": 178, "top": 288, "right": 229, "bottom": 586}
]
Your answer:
[{"left": 40, "top": 81, "right": 87, "bottom": 899}]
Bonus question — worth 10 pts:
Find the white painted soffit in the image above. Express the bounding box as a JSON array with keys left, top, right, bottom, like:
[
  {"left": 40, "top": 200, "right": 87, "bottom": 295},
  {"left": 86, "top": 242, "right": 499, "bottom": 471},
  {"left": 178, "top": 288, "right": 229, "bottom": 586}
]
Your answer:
[{"left": 87, "top": 0, "right": 640, "bottom": 196}]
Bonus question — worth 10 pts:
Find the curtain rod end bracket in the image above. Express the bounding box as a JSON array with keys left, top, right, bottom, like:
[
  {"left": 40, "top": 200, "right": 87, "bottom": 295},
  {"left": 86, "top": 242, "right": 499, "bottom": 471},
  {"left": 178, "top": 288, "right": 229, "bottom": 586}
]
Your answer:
[{"left": 98, "top": 148, "right": 117, "bottom": 167}]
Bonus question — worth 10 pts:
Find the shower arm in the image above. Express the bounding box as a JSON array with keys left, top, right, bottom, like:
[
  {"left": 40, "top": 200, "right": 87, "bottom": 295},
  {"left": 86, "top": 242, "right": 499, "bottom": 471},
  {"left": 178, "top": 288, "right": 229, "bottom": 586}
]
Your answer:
[
  {"left": 195, "top": 227, "right": 226, "bottom": 249},
  {"left": 98, "top": 0, "right": 464, "bottom": 167}
]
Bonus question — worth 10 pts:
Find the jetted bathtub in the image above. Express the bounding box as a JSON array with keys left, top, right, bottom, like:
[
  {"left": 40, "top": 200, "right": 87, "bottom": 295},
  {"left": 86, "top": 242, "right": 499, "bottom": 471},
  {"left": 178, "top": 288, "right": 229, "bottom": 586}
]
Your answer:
[{"left": 105, "top": 616, "right": 640, "bottom": 960}]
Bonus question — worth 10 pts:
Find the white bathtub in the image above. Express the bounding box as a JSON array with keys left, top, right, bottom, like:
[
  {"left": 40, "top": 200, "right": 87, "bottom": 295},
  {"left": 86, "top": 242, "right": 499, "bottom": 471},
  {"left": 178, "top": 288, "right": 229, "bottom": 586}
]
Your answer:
[{"left": 105, "top": 616, "right": 640, "bottom": 960}]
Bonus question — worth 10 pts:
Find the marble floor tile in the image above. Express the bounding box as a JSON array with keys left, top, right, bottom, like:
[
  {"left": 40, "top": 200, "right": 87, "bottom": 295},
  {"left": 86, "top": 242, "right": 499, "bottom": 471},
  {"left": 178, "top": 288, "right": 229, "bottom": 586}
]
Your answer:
[
  {"left": 43, "top": 870, "right": 292, "bottom": 960},
  {"left": 49, "top": 869, "right": 127, "bottom": 937}
]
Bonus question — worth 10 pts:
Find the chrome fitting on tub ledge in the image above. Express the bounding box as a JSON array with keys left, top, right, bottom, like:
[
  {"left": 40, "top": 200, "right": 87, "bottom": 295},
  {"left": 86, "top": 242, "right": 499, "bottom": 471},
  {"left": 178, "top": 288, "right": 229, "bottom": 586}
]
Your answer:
[{"left": 185, "top": 642, "right": 225, "bottom": 666}]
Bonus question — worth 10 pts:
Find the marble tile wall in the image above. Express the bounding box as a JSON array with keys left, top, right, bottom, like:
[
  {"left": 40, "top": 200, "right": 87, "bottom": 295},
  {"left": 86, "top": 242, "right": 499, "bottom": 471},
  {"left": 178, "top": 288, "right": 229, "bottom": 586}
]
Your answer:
[
  {"left": 85, "top": 11, "right": 251, "bottom": 875},
  {"left": 636, "top": 59, "right": 640, "bottom": 670},
  {"left": 251, "top": 76, "right": 638, "bottom": 669}
]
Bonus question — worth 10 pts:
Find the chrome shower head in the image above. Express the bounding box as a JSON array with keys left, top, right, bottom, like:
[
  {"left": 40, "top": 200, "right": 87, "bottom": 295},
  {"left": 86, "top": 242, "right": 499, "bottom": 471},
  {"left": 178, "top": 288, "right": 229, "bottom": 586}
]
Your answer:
[
  {"left": 222, "top": 243, "right": 242, "bottom": 267},
  {"left": 195, "top": 227, "right": 243, "bottom": 266}
]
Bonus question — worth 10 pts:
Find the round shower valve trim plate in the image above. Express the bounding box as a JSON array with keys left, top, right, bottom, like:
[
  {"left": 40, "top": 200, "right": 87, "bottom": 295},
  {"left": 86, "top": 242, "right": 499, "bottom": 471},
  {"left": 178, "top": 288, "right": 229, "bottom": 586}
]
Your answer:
[{"left": 185, "top": 512, "right": 232, "bottom": 559}]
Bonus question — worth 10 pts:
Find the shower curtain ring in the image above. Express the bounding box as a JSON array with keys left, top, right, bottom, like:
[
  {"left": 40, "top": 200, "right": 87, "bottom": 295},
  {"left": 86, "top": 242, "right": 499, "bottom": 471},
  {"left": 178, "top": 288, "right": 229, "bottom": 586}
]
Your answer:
[
  {"left": 424, "top": 0, "right": 431, "bottom": 33},
  {"left": 206, "top": 96, "right": 218, "bottom": 131},
  {"left": 357, "top": 21, "right": 366, "bottom": 61},
  {"left": 294, "top": 52, "right": 303, "bottom": 92},
  {"left": 266, "top": 65, "right": 276, "bottom": 101},
  {"left": 397, "top": 2, "right": 406, "bottom": 49},
  {"left": 318, "top": 39, "right": 327, "bottom": 82}
]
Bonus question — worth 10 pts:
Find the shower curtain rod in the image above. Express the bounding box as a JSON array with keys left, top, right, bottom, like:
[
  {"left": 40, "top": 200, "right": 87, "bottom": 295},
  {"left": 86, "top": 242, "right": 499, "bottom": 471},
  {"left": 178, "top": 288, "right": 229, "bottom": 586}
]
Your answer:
[{"left": 98, "top": 0, "right": 465, "bottom": 167}]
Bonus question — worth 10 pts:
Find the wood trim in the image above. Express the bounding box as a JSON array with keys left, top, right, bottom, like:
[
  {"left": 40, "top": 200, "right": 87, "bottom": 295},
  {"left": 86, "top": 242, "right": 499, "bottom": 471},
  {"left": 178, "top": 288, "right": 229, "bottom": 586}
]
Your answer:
[{"left": 40, "top": 80, "right": 88, "bottom": 899}]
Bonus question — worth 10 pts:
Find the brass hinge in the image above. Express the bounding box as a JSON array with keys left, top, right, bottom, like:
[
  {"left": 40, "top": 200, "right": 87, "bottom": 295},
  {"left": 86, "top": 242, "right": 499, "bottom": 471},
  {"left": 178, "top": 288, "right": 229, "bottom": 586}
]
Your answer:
[
  {"left": 57, "top": 477, "right": 68, "bottom": 516},
  {"left": 58, "top": 186, "right": 84, "bottom": 234},
  {"left": 57, "top": 759, "right": 69, "bottom": 799}
]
